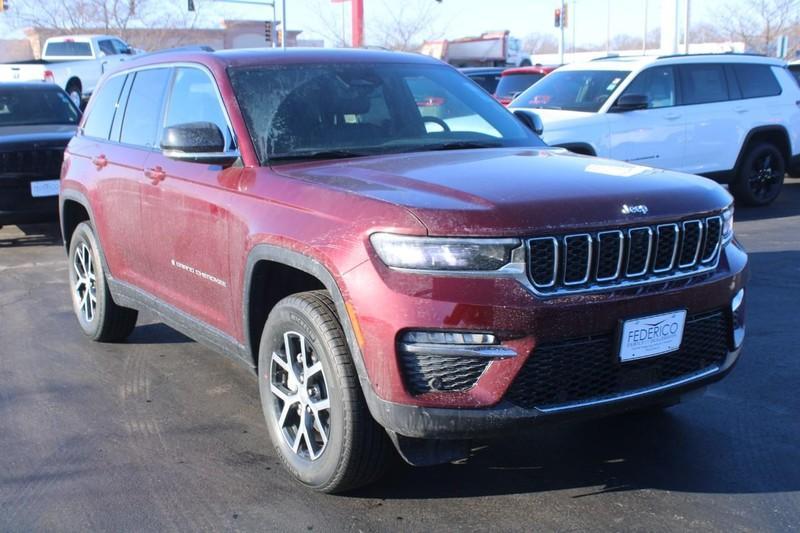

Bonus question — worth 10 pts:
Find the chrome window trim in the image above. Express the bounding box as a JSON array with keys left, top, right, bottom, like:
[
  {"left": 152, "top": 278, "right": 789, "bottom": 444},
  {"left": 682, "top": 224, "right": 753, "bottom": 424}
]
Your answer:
[
  {"left": 527, "top": 237, "right": 559, "bottom": 288},
  {"left": 653, "top": 223, "right": 680, "bottom": 273},
  {"left": 595, "top": 230, "right": 624, "bottom": 282},
  {"left": 562, "top": 233, "right": 593, "bottom": 286},
  {"left": 701, "top": 215, "right": 723, "bottom": 264},
  {"left": 679, "top": 219, "right": 704, "bottom": 268},
  {"left": 625, "top": 227, "right": 653, "bottom": 278}
]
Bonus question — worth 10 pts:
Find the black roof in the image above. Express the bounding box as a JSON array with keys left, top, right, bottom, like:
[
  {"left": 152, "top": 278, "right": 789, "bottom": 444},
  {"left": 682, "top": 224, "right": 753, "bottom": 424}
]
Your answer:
[{"left": 0, "top": 82, "right": 66, "bottom": 91}]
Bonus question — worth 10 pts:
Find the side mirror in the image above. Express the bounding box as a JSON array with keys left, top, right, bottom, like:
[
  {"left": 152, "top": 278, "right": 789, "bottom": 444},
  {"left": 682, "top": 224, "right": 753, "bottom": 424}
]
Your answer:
[
  {"left": 513, "top": 109, "right": 544, "bottom": 136},
  {"left": 612, "top": 93, "right": 649, "bottom": 112},
  {"left": 123, "top": 46, "right": 134, "bottom": 55},
  {"left": 161, "top": 122, "right": 239, "bottom": 166}
]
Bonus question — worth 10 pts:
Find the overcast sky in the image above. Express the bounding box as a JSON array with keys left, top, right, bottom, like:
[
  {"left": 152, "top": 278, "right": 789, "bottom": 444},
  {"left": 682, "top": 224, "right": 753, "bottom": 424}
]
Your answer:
[{"left": 0, "top": 0, "right": 723, "bottom": 48}]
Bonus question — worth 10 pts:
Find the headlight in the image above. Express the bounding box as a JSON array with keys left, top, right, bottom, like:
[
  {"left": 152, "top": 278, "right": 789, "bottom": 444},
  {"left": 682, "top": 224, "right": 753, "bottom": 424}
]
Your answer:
[
  {"left": 721, "top": 206, "right": 734, "bottom": 244},
  {"left": 370, "top": 233, "right": 521, "bottom": 271}
]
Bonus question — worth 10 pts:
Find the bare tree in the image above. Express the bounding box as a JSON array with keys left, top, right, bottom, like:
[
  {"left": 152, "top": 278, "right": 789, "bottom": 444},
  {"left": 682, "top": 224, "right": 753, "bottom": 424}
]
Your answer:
[
  {"left": 304, "top": 0, "right": 349, "bottom": 48},
  {"left": 717, "top": 0, "right": 799, "bottom": 56},
  {"left": 522, "top": 32, "right": 558, "bottom": 54},
  {"left": 8, "top": 0, "right": 202, "bottom": 49},
  {"left": 370, "top": 0, "right": 446, "bottom": 51}
]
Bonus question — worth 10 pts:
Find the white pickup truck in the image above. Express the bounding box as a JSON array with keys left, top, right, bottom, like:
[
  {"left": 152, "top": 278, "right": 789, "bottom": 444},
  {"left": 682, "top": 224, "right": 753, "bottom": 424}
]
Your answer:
[{"left": 0, "top": 35, "right": 140, "bottom": 106}]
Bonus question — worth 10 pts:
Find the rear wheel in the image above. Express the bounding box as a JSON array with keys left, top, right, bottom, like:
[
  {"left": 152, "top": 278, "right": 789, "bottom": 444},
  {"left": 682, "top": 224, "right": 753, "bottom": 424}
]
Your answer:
[
  {"left": 258, "top": 290, "right": 391, "bottom": 493},
  {"left": 731, "top": 143, "right": 786, "bottom": 206},
  {"left": 68, "top": 222, "right": 138, "bottom": 342}
]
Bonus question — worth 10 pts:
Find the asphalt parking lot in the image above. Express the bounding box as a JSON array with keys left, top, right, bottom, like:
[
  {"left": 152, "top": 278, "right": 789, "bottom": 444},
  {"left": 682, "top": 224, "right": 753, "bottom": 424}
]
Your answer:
[{"left": 1, "top": 179, "right": 799, "bottom": 533}]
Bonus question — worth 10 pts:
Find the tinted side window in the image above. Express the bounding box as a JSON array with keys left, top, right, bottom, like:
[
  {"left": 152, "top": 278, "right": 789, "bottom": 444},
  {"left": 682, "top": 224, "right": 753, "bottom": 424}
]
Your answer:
[
  {"left": 82, "top": 75, "right": 126, "bottom": 139},
  {"left": 120, "top": 68, "right": 171, "bottom": 148},
  {"left": 164, "top": 68, "right": 233, "bottom": 150},
  {"left": 680, "top": 64, "right": 729, "bottom": 105},
  {"left": 621, "top": 66, "right": 676, "bottom": 108},
  {"left": 733, "top": 64, "right": 782, "bottom": 98},
  {"left": 97, "top": 40, "right": 115, "bottom": 56}
]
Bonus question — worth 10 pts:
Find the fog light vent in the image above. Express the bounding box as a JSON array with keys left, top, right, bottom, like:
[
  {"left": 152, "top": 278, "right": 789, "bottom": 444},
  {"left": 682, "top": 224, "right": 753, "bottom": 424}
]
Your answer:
[{"left": 397, "top": 331, "right": 515, "bottom": 395}]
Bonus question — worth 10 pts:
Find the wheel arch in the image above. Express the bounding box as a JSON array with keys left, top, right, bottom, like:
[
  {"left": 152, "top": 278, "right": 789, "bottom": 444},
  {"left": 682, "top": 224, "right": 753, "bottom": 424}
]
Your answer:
[
  {"left": 243, "top": 245, "right": 370, "bottom": 389},
  {"left": 734, "top": 126, "right": 792, "bottom": 174},
  {"left": 60, "top": 189, "right": 94, "bottom": 253}
]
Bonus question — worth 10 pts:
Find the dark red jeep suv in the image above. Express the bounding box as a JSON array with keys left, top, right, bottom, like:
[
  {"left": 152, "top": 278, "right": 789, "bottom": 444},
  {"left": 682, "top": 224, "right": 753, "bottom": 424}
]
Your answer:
[{"left": 60, "top": 48, "right": 748, "bottom": 493}]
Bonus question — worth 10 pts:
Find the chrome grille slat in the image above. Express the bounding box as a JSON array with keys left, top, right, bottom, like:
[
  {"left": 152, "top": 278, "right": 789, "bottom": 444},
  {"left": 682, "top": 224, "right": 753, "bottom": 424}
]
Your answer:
[{"left": 525, "top": 215, "right": 725, "bottom": 296}]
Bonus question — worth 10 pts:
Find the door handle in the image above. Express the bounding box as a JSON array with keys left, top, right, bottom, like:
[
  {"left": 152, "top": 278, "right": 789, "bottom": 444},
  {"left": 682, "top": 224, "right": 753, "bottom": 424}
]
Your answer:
[
  {"left": 144, "top": 166, "right": 166, "bottom": 184},
  {"left": 664, "top": 113, "right": 681, "bottom": 120},
  {"left": 735, "top": 107, "right": 748, "bottom": 114},
  {"left": 91, "top": 154, "right": 108, "bottom": 169}
]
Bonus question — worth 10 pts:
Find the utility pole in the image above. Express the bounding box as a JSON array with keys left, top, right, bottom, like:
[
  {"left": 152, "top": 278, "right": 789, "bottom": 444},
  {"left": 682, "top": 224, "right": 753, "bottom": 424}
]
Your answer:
[
  {"left": 352, "top": 0, "right": 364, "bottom": 48},
  {"left": 683, "top": 0, "right": 690, "bottom": 54},
  {"left": 571, "top": 0, "right": 576, "bottom": 60},
  {"left": 605, "top": 0, "right": 610, "bottom": 54},
  {"left": 642, "top": 0, "right": 648, "bottom": 54},
  {"left": 556, "top": 0, "right": 565, "bottom": 65}
]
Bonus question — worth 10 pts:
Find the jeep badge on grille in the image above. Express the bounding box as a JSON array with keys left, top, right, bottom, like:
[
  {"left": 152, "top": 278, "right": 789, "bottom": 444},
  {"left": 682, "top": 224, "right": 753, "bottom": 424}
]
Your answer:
[{"left": 622, "top": 204, "right": 649, "bottom": 215}]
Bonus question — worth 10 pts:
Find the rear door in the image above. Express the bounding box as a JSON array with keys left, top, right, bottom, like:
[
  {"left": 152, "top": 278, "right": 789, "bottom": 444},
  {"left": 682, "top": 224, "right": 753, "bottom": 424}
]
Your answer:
[
  {"left": 607, "top": 65, "right": 685, "bottom": 170},
  {"left": 679, "top": 63, "right": 741, "bottom": 174},
  {"left": 139, "top": 66, "right": 240, "bottom": 335},
  {"left": 69, "top": 72, "right": 153, "bottom": 287}
]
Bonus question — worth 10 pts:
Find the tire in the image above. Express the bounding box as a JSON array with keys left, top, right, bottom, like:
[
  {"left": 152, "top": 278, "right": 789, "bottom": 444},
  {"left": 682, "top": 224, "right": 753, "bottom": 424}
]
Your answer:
[
  {"left": 258, "top": 290, "right": 391, "bottom": 493},
  {"left": 731, "top": 142, "right": 786, "bottom": 207},
  {"left": 68, "top": 222, "right": 138, "bottom": 342}
]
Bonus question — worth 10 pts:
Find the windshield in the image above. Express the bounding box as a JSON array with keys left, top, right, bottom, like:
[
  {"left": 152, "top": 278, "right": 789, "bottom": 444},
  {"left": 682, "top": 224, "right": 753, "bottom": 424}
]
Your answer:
[
  {"left": 495, "top": 73, "right": 545, "bottom": 99},
  {"left": 0, "top": 88, "right": 81, "bottom": 127},
  {"left": 229, "top": 62, "right": 543, "bottom": 164},
  {"left": 510, "top": 69, "right": 629, "bottom": 112}
]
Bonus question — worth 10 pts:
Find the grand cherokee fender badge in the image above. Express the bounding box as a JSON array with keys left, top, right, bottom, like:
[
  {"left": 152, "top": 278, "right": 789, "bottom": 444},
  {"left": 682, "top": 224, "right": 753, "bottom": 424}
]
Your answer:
[
  {"left": 171, "top": 259, "right": 227, "bottom": 287},
  {"left": 621, "top": 204, "right": 649, "bottom": 215}
]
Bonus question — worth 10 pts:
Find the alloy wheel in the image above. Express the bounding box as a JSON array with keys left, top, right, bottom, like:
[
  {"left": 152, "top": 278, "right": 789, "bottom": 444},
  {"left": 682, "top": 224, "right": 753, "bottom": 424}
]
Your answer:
[
  {"left": 72, "top": 241, "right": 97, "bottom": 323},
  {"left": 269, "top": 331, "right": 331, "bottom": 460},
  {"left": 747, "top": 152, "right": 779, "bottom": 202}
]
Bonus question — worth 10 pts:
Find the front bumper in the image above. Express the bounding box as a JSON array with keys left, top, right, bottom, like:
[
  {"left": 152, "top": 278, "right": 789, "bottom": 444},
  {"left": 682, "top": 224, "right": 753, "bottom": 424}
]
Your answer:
[
  {"left": 343, "top": 240, "right": 748, "bottom": 438},
  {"left": 365, "top": 345, "right": 741, "bottom": 439},
  {"left": 0, "top": 176, "right": 59, "bottom": 225}
]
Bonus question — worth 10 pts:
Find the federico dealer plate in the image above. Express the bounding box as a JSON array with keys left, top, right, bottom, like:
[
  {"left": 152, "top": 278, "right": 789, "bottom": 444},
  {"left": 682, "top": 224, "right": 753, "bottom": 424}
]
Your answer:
[
  {"left": 30, "top": 180, "right": 60, "bottom": 198},
  {"left": 619, "top": 310, "right": 687, "bottom": 362}
]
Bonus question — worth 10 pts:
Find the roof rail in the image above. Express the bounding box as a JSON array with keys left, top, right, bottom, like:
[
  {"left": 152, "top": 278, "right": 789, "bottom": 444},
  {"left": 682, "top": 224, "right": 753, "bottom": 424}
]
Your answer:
[
  {"left": 591, "top": 53, "right": 623, "bottom": 61},
  {"left": 656, "top": 52, "right": 767, "bottom": 60},
  {"left": 134, "top": 45, "right": 215, "bottom": 59}
]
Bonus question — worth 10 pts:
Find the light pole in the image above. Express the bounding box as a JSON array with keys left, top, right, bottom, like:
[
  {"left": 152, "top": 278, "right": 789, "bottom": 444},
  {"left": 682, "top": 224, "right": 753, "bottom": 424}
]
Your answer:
[
  {"left": 209, "top": 0, "right": 279, "bottom": 48},
  {"left": 683, "top": 0, "right": 690, "bottom": 54},
  {"left": 642, "top": 0, "right": 648, "bottom": 54}
]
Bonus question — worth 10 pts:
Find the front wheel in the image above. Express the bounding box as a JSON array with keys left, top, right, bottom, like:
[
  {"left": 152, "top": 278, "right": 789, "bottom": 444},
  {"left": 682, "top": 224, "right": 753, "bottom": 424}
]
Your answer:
[
  {"left": 731, "top": 143, "right": 786, "bottom": 206},
  {"left": 68, "top": 222, "right": 138, "bottom": 342},
  {"left": 258, "top": 290, "right": 391, "bottom": 493}
]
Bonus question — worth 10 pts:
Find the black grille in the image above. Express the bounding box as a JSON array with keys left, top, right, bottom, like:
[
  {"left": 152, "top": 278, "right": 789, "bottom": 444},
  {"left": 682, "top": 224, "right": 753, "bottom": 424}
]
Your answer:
[
  {"left": 653, "top": 224, "right": 678, "bottom": 272},
  {"left": 506, "top": 310, "right": 730, "bottom": 409},
  {"left": 0, "top": 148, "right": 65, "bottom": 178},
  {"left": 399, "top": 352, "right": 491, "bottom": 395},
  {"left": 679, "top": 220, "right": 703, "bottom": 267},
  {"left": 527, "top": 215, "right": 723, "bottom": 295}
]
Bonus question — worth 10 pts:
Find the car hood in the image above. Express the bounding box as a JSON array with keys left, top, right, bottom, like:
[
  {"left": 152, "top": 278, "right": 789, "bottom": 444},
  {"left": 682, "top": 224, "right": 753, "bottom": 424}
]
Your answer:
[
  {"left": 509, "top": 107, "right": 595, "bottom": 125},
  {"left": 0, "top": 124, "right": 76, "bottom": 148},
  {"left": 274, "top": 148, "right": 731, "bottom": 236}
]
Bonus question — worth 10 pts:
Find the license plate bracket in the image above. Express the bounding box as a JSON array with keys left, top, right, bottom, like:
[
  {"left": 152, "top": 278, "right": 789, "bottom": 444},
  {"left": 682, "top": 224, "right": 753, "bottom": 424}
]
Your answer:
[{"left": 618, "top": 310, "right": 687, "bottom": 362}]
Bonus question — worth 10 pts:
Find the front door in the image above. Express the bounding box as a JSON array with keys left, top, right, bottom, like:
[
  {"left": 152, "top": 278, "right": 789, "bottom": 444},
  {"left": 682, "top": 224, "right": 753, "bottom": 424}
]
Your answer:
[
  {"left": 608, "top": 66, "right": 685, "bottom": 170},
  {"left": 139, "top": 66, "right": 240, "bottom": 335}
]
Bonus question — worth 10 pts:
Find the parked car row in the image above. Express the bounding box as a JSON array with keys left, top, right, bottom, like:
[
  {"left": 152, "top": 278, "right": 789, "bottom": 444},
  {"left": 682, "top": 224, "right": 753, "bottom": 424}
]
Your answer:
[{"left": 1, "top": 41, "right": 796, "bottom": 495}]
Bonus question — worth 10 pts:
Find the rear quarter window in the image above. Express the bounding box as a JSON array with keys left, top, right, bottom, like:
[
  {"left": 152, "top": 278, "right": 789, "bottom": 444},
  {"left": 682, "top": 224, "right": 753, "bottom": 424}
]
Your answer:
[
  {"left": 82, "top": 75, "right": 126, "bottom": 139},
  {"left": 732, "top": 64, "right": 782, "bottom": 98}
]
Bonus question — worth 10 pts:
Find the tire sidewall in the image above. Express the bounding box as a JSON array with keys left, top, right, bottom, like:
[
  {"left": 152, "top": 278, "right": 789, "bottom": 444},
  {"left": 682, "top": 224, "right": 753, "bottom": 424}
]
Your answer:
[
  {"left": 68, "top": 222, "right": 109, "bottom": 340},
  {"left": 735, "top": 143, "right": 785, "bottom": 206},
  {"left": 258, "top": 299, "right": 349, "bottom": 489}
]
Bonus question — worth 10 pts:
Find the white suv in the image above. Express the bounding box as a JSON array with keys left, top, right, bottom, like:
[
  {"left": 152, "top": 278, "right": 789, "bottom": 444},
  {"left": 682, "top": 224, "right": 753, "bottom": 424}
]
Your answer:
[{"left": 510, "top": 54, "right": 800, "bottom": 206}]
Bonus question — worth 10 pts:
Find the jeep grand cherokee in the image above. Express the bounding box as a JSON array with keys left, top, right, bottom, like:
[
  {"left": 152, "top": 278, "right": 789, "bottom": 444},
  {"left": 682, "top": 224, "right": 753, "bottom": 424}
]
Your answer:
[{"left": 60, "top": 49, "right": 748, "bottom": 493}]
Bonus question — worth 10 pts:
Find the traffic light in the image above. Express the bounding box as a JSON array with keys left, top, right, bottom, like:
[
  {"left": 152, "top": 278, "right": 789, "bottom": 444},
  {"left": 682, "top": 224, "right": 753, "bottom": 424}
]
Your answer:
[
  {"left": 188, "top": 0, "right": 195, "bottom": 12},
  {"left": 0, "top": 0, "right": 9, "bottom": 12},
  {"left": 264, "top": 21, "right": 272, "bottom": 44},
  {"left": 554, "top": 8, "right": 561, "bottom": 28}
]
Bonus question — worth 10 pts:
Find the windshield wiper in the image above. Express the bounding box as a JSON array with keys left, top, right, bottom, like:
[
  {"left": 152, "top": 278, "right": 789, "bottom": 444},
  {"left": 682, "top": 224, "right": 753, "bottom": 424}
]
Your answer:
[
  {"left": 268, "top": 149, "right": 370, "bottom": 162},
  {"left": 417, "top": 140, "right": 503, "bottom": 152}
]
